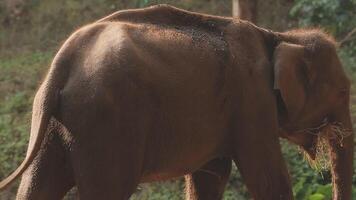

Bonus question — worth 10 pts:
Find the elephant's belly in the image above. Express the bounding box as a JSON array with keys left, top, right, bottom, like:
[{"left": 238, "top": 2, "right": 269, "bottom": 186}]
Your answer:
[
  {"left": 139, "top": 137, "right": 226, "bottom": 183},
  {"left": 139, "top": 153, "right": 217, "bottom": 183},
  {"left": 140, "top": 169, "right": 194, "bottom": 182}
]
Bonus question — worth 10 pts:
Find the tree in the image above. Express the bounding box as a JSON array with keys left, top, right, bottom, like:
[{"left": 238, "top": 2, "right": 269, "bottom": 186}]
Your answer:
[
  {"left": 232, "top": 0, "right": 257, "bottom": 22},
  {"left": 232, "top": 0, "right": 295, "bottom": 31}
]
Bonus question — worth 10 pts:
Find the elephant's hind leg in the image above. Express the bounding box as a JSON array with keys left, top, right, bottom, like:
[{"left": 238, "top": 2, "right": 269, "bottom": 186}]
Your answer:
[
  {"left": 70, "top": 133, "right": 144, "bottom": 200},
  {"left": 70, "top": 126, "right": 144, "bottom": 200},
  {"left": 185, "top": 157, "right": 232, "bottom": 200},
  {"left": 16, "top": 125, "right": 75, "bottom": 200}
]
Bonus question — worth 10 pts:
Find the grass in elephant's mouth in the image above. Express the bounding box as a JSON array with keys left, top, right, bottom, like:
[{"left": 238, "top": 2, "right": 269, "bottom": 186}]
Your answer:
[{"left": 303, "top": 122, "right": 352, "bottom": 171}]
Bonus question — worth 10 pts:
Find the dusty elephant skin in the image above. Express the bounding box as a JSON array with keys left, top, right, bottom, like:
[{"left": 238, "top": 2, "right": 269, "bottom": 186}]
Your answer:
[{"left": 0, "top": 4, "right": 353, "bottom": 200}]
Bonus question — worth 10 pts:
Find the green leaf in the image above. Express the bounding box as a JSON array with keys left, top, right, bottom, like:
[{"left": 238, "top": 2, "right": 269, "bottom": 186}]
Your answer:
[{"left": 308, "top": 193, "right": 325, "bottom": 200}]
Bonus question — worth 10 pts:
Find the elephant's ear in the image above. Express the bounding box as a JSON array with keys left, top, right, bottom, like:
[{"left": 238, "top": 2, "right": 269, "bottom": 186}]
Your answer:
[{"left": 274, "top": 42, "right": 309, "bottom": 121}]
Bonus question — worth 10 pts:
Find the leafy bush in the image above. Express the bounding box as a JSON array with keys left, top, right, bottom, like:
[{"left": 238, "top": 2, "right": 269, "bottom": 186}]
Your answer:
[{"left": 290, "top": 0, "right": 355, "bottom": 35}]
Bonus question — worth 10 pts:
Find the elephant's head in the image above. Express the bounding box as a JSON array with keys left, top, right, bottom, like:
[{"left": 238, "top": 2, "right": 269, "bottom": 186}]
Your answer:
[{"left": 273, "top": 29, "right": 354, "bottom": 200}]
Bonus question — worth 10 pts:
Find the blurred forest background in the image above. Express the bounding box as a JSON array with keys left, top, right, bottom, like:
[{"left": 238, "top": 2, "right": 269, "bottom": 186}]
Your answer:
[{"left": 0, "top": 0, "right": 355, "bottom": 199}]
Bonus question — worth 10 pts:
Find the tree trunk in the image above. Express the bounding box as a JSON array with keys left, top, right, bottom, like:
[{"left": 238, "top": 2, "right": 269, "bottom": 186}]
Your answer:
[
  {"left": 232, "top": 0, "right": 257, "bottom": 23},
  {"left": 232, "top": 0, "right": 295, "bottom": 31}
]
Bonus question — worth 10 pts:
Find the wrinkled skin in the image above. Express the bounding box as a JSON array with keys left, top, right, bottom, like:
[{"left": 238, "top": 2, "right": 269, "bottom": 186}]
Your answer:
[{"left": 0, "top": 5, "right": 353, "bottom": 200}]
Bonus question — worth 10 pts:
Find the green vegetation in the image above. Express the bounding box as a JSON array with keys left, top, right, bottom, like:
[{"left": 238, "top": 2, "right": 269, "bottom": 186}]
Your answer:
[{"left": 0, "top": 0, "right": 355, "bottom": 199}]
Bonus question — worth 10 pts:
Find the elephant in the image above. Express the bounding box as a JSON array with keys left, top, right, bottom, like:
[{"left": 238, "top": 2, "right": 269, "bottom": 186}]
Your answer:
[{"left": 0, "top": 4, "right": 353, "bottom": 200}]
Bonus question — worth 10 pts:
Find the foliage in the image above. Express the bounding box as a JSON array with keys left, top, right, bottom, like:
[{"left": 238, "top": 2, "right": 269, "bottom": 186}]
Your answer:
[
  {"left": 290, "top": 0, "right": 356, "bottom": 35},
  {"left": 0, "top": 52, "right": 52, "bottom": 178},
  {"left": 0, "top": 52, "right": 53, "bottom": 199}
]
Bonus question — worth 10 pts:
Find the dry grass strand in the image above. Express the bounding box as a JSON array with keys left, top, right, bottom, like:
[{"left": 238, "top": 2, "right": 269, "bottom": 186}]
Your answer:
[{"left": 301, "top": 122, "right": 352, "bottom": 171}]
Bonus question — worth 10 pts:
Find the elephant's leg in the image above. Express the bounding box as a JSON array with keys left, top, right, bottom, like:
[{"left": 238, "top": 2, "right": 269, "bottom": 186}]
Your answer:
[
  {"left": 233, "top": 121, "right": 293, "bottom": 199},
  {"left": 70, "top": 128, "right": 144, "bottom": 200},
  {"left": 72, "top": 148, "right": 142, "bottom": 200},
  {"left": 185, "top": 157, "right": 232, "bottom": 200},
  {"left": 228, "top": 83, "right": 295, "bottom": 200},
  {"left": 16, "top": 127, "right": 75, "bottom": 200}
]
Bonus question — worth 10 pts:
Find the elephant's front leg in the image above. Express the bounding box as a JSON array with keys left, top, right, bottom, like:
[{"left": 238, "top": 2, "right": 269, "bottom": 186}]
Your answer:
[
  {"left": 185, "top": 157, "right": 232, "bottom": 200},
  {"left": 232, "top": 110, "right": 293, "bottom": 200}
]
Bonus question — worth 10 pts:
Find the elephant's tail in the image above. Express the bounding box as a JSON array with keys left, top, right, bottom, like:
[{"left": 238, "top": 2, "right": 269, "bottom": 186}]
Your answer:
[{"left": 0, "top": 61, "right": 63, "bottom": 191}]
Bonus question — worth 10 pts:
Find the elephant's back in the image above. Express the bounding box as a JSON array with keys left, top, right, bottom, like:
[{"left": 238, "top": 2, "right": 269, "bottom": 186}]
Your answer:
[{"left": 58, "top": 20, "right": 232, "bottom": 104}]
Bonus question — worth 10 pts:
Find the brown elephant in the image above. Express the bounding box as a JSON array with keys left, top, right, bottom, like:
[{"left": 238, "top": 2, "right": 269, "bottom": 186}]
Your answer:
[{"left": 0, "top": 4, "right": 353, "bottom": 200}]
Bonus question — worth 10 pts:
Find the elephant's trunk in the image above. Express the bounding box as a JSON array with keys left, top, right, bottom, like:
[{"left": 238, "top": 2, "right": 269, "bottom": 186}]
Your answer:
[{"left": 329, "top": 105, "right": 354, "bottom": 200}]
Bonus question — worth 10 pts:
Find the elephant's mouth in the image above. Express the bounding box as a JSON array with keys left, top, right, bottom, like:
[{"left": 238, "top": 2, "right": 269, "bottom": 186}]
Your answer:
[
  {"left": 295, "top": 117, "right": 329, "bottom": 135},
  {"left": 294, "top": 120, "right": 352, "bottom": 170}
]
